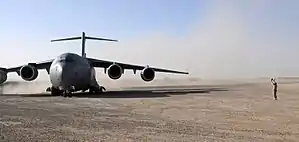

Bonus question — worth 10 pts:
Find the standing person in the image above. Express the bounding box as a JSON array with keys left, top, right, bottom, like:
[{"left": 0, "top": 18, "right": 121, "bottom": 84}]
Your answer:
[{"left": 271, "top": 78, "right": 278, "bottom": 100}]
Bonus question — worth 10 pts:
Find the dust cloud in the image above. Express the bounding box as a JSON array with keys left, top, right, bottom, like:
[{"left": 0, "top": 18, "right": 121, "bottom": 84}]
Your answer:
[
  {"left": 1, "top": 0, "right": 298, "bottom": 94},
  {"left": 0, "top": 81, "right": 50, "bottom": 94},
  {"left": 87, "top": 0, "right": 299, "bottom": 80}
]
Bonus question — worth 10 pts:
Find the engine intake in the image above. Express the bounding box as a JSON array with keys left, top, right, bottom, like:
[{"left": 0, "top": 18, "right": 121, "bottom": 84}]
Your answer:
[
  {"left": 0, "top": 69, "right": 7, "bottom": 84},
  {"left": 19, "top": 65, "right": 38, "bottom": 81},
  {"left": 107, "top": 64, "right": 123, "bottom": 80},
  {"left": 141, "top": 67, "right": 155, "bottom": 82}
]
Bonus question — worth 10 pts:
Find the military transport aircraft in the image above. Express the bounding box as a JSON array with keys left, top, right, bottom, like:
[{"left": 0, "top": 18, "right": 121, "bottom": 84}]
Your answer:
[{"left": 0, "top": 32, "right": 189, "bottom": 97}]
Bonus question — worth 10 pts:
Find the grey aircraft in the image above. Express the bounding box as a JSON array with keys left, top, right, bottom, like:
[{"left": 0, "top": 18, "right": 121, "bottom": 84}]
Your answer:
[{"left": 0, "top": 32, "right": 189, "bottom": 97}]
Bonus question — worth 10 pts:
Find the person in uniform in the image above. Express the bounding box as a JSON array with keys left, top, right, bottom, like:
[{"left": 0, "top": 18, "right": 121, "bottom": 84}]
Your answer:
[{"left": 271, "top": 78, "right": 278, "bottom": 100}]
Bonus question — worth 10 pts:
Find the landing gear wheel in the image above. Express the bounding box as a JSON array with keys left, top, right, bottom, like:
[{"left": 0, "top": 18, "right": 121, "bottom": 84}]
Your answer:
[
  {"left": 99, "top": 86, "right": 106, "bottom": 92},
  {"left": 68, "top": 92, "right": 73, "bottom": 98},
  {"left": 88, "top": 89, "right": 95, "bottom": 94},
  {"left": 88, "top": 86, "right": 106, "bottom": 94},
  {"left": 63, "top": 91, "right": 72, "bottom": 98},
  {"left": 46, "top": 87, "right": 51, "bottom": 92},
  {"left": 63, "top": 91, "right": 68, "bottom": 98},
  {"left": 51, "top": 87, "right": 61, "bottom": 96}
]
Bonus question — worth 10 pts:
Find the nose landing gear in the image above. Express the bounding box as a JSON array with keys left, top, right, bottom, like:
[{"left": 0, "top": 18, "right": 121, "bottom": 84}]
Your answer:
[
  {"left": 46, "top": 87, "right": 62, "bottom": 96},
  {"left": 63, "top": 90, "right": 73, "bottom": 98},
  {"left": 89, "top": 86, "right": 106, "bottom": 94}
]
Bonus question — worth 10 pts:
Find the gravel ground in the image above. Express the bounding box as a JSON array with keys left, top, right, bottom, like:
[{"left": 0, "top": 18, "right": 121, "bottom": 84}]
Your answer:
[{"left": 1, "top": 80, "right": 299, "bottom": 141}]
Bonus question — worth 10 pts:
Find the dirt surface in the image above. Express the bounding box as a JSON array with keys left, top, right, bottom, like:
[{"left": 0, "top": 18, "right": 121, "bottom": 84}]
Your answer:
[{"left": 1, "top": 79, "right": 299, "bottom": 141}]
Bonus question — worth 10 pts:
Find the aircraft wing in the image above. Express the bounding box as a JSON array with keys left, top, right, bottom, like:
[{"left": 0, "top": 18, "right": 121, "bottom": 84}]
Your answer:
[
  {"left": 87, "top": 58, "right": 189, "bottom": 74},
  {"left": 3, "top": 59, "right": 54, "bottom": 73}
]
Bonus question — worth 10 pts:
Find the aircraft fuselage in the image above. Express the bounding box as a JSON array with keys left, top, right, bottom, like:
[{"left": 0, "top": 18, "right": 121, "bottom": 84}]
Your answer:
[{"left": 49, "top": 52, "right": 99, "bottom": 92}]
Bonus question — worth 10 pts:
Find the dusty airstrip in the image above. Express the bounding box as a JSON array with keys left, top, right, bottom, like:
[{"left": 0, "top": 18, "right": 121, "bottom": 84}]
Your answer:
[{"left": 0, "top": 78, "right": 299, "bottom": 142}]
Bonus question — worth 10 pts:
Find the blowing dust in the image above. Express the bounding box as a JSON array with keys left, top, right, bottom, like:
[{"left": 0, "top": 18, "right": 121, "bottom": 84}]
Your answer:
[
  {"left": 0, "top": 81, "right": 50, "bottom": 94},
  {"left": 87, "top": 0, "right": 299, "bottom": 79}
]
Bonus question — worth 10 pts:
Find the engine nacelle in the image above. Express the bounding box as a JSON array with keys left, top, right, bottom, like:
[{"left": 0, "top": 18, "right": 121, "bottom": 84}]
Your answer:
[
  {"left": 107, "top": 64, "right": 123, "bottom": 80},
  {"left": 140, "top": 67, "right": 155, "bottom": 82},
  {"left": 19, "top": 64, "right": 38, "bottom": 81},
  {"left": 0, "top": 69, "right": 7, "bottom": 84}
]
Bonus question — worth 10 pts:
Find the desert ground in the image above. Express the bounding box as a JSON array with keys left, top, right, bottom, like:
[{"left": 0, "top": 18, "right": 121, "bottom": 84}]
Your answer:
[{"left": 0, "top": 78, "right": 299, "bottom": 142}]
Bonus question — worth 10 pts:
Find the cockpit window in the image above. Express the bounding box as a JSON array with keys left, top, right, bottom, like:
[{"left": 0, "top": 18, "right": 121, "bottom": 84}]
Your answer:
[
  {"left": 65, "top": 57, "right": 75, "bottom": 62},
  {"left": 59, "top": 56, "right": 75, "bottom": 62}
]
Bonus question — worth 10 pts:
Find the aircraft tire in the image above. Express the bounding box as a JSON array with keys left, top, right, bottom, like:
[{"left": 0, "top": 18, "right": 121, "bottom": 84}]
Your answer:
[
  {"left": 100, "top": 86, "right": 106, "bottom": 92},
  {"left": 68, "top": 92, "right": 73, "bottom": 98},
  {"left": 88, "top": 89, "right": 94, "bottom": 94},
  {"left": 51, "top": 87, "right": 61, "bottom": 96},
  {"left": 63, "top": 91, "right": 68, "bottom": 97}
]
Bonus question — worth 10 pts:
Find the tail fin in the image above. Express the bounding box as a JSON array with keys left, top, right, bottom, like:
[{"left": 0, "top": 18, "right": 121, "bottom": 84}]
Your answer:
[{"left": 51, "top": 32, "right": 117, "bottom": 57}]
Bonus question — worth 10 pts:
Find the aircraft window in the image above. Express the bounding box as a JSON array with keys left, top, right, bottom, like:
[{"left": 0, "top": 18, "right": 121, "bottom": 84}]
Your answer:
[
  {"left": 65, "top": 57, "right": 75, "bottom": 62},
  {"left": 59, "top": 57, "right": 75, "bottom": 62}
]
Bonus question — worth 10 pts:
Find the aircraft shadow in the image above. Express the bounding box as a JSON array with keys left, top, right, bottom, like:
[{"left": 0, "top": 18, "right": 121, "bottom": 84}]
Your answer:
[{"left": 0, "top": 87, "right": 229, "bottom": 98}]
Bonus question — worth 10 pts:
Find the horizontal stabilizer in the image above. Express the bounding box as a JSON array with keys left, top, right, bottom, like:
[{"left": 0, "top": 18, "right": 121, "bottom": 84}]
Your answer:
[
  {"left": 86, "top": 36, "right": 118, "bottom": 42},
  {"left": 51, "top": 36, "right": 81, "bottom": 42},
  {"left": 50, "top": 32, "right": 118, "bottom": 58}
]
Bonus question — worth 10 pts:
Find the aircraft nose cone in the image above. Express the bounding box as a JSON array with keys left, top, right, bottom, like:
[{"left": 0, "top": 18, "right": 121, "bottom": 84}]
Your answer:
[
  {"left": 59, "top": 63, "right": 69, "bottom": 82},
  {"left": 56, "top": 63, "right": 63, "bottom": 73},
  {"left": 57, "top": 62, "right": 77, "bottom": 90}
]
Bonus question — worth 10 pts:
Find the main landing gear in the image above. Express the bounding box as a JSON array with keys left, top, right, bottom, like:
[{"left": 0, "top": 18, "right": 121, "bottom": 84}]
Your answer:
[
  {"left": 46, "top": 86, "right": 106, "bottom": 98},
  {"left": 46, "top": 87, "right": 73, "bottom": 98}
]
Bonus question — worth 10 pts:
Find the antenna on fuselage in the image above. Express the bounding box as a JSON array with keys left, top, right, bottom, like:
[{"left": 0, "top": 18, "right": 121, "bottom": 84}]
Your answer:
[{"left": 50, "top": 32, "right": 118, "bottom": 58}]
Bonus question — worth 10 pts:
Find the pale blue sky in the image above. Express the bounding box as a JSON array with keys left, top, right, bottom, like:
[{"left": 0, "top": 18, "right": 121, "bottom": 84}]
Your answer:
[
  {"left": 0, "top": 0, "right": 202, "bottom": 39},
  {"left": 0, "top": 0, "right": 299, "bottom": 80}
]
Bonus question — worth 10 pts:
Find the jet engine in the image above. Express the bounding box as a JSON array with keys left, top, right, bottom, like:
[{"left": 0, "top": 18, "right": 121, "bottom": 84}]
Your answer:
[
  {"left": 19, "top": 64, "right": 39, "bottom": 81},
  {"left": 0, "top": 69, "right": 7, "bottom": 84},
  {"left": 140, "top": 67, "right": 155, "bottom": 82},
  {"left": 107, "top": 64, "right": 123, "bottom": 80}
]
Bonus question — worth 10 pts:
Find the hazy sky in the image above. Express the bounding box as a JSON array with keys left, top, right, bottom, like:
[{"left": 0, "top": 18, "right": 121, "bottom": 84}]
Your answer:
[{"left": 0, "top": 0, "right": 298, "bottom": 80}]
